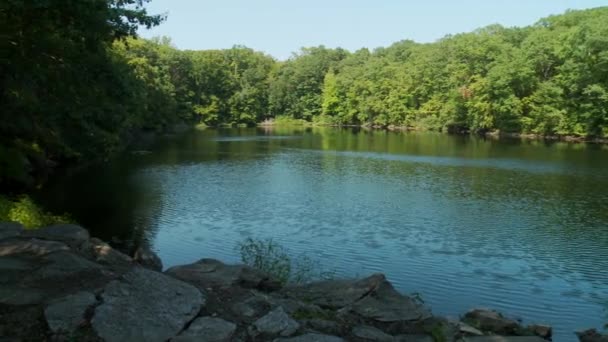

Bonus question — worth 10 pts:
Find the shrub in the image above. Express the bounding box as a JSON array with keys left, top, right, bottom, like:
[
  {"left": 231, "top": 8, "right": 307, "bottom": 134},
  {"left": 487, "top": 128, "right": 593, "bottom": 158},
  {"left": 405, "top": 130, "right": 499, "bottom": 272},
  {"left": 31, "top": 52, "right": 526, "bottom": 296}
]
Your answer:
[{"left": 0, "top": 195, "right": 72, "bottom": 229}]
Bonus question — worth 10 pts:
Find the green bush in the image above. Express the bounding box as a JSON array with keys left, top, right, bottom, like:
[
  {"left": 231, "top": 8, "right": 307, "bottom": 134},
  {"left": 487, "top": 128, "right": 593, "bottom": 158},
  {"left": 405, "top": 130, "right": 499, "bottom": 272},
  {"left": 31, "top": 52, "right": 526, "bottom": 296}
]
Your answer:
[
  {"left": 237, "top": 237, "right": 334, "bottom": 285},
  {"left": 0, "top": 195, "right": 72, "bottom": 229}
]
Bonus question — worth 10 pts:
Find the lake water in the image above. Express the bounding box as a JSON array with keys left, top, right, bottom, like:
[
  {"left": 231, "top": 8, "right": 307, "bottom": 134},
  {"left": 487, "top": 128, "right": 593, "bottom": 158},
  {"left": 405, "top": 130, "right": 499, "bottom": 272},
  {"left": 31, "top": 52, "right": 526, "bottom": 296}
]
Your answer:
[{"left": 36, "top": 127, "right": 608, "bottom": 340}]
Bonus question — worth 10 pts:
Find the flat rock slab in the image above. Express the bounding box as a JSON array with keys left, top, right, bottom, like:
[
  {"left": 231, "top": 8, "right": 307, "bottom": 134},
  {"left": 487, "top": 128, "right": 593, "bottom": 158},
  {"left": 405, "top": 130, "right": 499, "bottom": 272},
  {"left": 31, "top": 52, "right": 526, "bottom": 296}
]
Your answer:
[
  {"left": 166, "top": 258, "right": 280, "bottom": 290},
  {"left": 349, "top": 280, "right": 431, "bottom": 322},
  {"left": 282, "top": 273, "right": 386, "bottom": 309},
  {"left": 92, "top": 267, "right": 204, "bottom": 342},
  {"left": 0, "top": 222, "right": 23, "bottom": 240},
  {"left": 394, "top": 335, "right": 433, "bottom": 342},
  {"left": 0, "top": 238, "right": 69, "bottom": 257},
  {"left": 176, "top": 316, "right": 236, "bottom": 341},
  {"left": 352, "top": 325, "right": 396, "bottom": 341},
  {"left": 275, "top": 333, "right": 345, "bottom": 342},
  {"left": 463, "top": 337, "right": 547, "bottom": 342},
  {"left": 251, "top": 306, "right": 300, "bottom": 338},
  {"left": 81, "top": 238, "right": 133, "bottom": 270},
  {"left": 24, "top": 224, "right": 90, "bottom": 247},
  {"left": 44, "top": 291, "right": 97, "bottom": 334},
  {"left": 463, "top": 309, "right": 520, "bottom": 335}
]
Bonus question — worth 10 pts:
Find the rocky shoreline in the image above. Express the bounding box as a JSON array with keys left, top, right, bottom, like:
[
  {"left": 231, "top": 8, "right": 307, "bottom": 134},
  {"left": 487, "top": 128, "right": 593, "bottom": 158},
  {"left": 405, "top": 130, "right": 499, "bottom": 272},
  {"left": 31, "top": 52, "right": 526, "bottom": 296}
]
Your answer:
[{"left": 0, "top": 222, "right": 605, "bottom": 342}]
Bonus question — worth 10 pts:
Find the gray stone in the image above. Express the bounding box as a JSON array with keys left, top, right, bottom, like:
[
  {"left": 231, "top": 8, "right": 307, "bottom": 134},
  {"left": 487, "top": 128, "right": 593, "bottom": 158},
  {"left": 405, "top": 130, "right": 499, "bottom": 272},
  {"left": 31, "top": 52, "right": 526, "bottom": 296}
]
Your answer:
[
  {"left": 349, "top": 280, "right": 431, "bottom": 322},
  {"left": 458, "top": 321, "right": 484, "bottom": 336},
  {"left": 177, "top": 316, "right": 236, "bottom": 341},
  {"left": 301, "top": 319, "right": 342, "bottom": 336},
  {"left": 394, "top": 336, "right": 433, "bottom": 342},
  {"left": 133, "top": 246, "right": 163, "bottom": 271},
  {"left": 0, "top": 222, "right": 23, "bottom": 240},
  {"left": 274, "top": 333, "right": 345, "bottom": 342},
  {"left": 166, "top": 258, "right": 280, "bottom": 291},
  {"left": 352, "top": 325, "right": 396, "bottom": 341},
  {"left": 0, "top": 286, "right": 45, "bottom": 305},
  {"left": 527, "top": 324, "right": 552, "bottom": 339},
  {"left": 251, "top": 306, "right": 300, "bottom": 337},
  {"left": 463, "top": 309, "right": 520, "bottom": 335},
  {"left": 576, "top": 329, "right": 608, "bottom": 342},
  {"left": 91, "top": 267, "right": 204, "bottom": 342},
  {"left": 0, "top": 238, "right": 69, "bottom": 257},
  {"left": 282, "top": 273, "right": 386, "bottom": 309},
  {"left": 463, "top": 337, "right": 547, "bottom": 342},
  {"left": 44, "top": 291, "right": 96, "bottom": 334},
  {"left": 24, "top": 224, "right": 89, "bottom": 247}
]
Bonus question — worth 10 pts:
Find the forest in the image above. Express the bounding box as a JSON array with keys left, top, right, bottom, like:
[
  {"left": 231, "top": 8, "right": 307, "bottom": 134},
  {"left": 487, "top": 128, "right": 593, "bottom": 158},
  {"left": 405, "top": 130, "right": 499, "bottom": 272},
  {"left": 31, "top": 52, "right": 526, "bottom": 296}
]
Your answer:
[{"left": 2, "top": 1, "right": 608, "bottom": 188}]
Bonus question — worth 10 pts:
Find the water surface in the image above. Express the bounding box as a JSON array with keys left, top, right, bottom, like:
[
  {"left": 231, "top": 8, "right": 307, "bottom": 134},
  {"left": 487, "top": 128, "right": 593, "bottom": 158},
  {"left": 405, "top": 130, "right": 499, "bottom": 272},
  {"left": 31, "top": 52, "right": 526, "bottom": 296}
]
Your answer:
[{"left": 37, "top": 127, "right": 608, "bottom": 341}]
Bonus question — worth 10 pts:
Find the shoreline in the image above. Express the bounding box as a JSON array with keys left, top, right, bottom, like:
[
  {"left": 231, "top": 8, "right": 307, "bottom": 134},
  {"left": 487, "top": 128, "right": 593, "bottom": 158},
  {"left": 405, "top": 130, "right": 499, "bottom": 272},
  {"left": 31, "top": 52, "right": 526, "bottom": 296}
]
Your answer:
[{"left": 1, "top": 222, "right": 606, "bottom": 341}]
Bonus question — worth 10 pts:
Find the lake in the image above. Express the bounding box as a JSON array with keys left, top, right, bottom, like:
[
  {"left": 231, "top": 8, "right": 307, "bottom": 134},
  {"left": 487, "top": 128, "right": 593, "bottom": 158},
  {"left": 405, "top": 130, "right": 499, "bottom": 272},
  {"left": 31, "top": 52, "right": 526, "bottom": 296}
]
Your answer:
[{"left": 35, "top": 127, "right": 608, "bottom": 341}]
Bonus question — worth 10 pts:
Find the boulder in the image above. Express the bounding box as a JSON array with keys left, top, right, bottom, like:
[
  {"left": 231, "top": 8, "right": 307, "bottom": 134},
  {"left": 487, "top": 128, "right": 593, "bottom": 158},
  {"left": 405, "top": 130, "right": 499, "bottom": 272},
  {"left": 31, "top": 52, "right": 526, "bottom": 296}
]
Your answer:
[
  {"left": 348, "top": 280, "right": 431, "bottom": 322},
  {"left": 249, "top": 306, "right": 300, "bottom": 338},
  {"left": 0, "top": 238, "right": 69, "bottom": 257},
  {"left": 463, "top": 337, "right": 547, "bottom": 342},
  {"left": 81, "top": 238, "right": 133, "bottom": 269},
  {"left": 24, "top": 224, "right": 89, "bottom": 247},
  {"left": 174, "top": 316, "right": 236, "bottom": 342},
  {"left": 0, "top": 222, "right": 23, "bottom": 240},
  {"left": 91, "top": 267, "right": 204, "bottom": 342},
  {"left": 576, "top": 329, "right": 608, "bottom": 342},
  {"left": 274, "top": 333, "right": 345, "bottom": 342},
  {"left": 44, "top": 291, "right": 97, "bottom": 334},
  {"left": 300, "top": 319, "right": 343, "bottom": 336},
  {"left": 133, "top": 246, "right": 163, "bottom": 271},
  {"left": 166, "top": 258, "right": 280, "bottom": 291},
  {"left": 352, "top": 325, "right": 396, "bottom": 341},
  {"left": 394, "top": 335, "right": 434, "bottom": 342},
  {"left": 458, "top": 321, "right": 484, "bottom": 336},
  {"left": 463, "top": 309, "right": 520, "bottom": 335},
  {"left": 282, "top": 273, "right": 386, "bottom": 309},
  {"left": 527, "top": 324, "right": 552, "bottom": 339}
]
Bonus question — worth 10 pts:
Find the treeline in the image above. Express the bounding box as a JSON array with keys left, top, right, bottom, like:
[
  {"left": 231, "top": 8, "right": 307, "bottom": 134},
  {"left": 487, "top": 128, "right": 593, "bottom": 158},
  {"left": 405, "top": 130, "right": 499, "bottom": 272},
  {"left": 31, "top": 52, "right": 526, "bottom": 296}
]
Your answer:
[{"left": 2, "top": 2, "right": 608, "bottom": 188}]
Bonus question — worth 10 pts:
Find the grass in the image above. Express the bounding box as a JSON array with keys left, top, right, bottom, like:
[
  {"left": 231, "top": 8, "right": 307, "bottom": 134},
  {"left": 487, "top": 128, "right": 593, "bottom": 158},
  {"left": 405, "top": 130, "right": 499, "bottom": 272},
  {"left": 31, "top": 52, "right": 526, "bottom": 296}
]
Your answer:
[{"left": 0, "top": 195, "right": 72, "bottom": 229}]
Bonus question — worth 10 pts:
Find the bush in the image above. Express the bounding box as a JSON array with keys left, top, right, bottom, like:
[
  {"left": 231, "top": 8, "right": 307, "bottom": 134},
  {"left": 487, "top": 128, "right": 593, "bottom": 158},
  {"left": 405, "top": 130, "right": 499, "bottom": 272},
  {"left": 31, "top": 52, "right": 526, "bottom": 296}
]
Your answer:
[
  {"left": 237, "top": 237, "right": 334, "bottom": 285},
  {"left": 0, "top": 195, "right": 72, "bottom": 229}
]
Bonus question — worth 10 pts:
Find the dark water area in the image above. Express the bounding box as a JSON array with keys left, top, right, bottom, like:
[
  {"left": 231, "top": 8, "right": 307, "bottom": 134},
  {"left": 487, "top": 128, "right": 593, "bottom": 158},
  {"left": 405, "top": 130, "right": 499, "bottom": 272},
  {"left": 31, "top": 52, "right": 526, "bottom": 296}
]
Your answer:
[{"left": 35, "top": 127, "right": 608, "bottom": 340}]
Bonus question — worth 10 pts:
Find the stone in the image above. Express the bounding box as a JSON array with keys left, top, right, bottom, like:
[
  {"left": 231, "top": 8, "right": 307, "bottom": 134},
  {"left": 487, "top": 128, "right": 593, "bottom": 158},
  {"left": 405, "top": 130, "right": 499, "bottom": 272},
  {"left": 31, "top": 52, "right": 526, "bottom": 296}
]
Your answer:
[
  {"left": 0, "top": 238, "right": 69, "bottom": 257},
  {"left": 0, "top": 222, "right": 23, "bottom": 240},
  {"left": 166, "top": 258, "right": 280, "bottom": 291},
  {"left": 463, "top": 309, "right": 520, "bottom": 335},
  {"left": 133, "top": 246, "right": 163, "bottom": 271},
  {"left": 282, "top": 273, "right": 386, "bottom": 309},
  {"left": 352, "top": 325, "right": 396, "bottom": 341},
  {"left": 91, "top": 267, "right": 204, "bottom": 342},
  {"left": 82, "top": 238, "right": 132, "bottom": 269},
  {"left": 44, "top": 291, "right": 97, "bottom": 334},
  {"left": 301, "top": 319, "right": 342, "bottom": 336},
  {"left": 349, "top": 280, "right": 431, "bottom": 322},
  {"left": 463, "top": 337, "right": 547, "bottom": 342},
  {"left": 274, "top": 333, "right": 345, "bottom": 342},
  {"left": 576, "top": 329, "right": 608, "bottom": 342},
  {"left": 250, "top": 306, "right": 300, "bottom": 338},
  {"left": 394, "top": 335, "right": 433, "bottom": 342},
  {"left": 527, "top": 324, "right": 552, "bottom": 339},
  {"left": 176, "top": 316, "right": 236, "bottom": 341},
  {"left": 458, "top": 321, "right": 484, "bottom": 336},
  {"left": 24, "top": 224, "right": 89, "bottom": 247}
]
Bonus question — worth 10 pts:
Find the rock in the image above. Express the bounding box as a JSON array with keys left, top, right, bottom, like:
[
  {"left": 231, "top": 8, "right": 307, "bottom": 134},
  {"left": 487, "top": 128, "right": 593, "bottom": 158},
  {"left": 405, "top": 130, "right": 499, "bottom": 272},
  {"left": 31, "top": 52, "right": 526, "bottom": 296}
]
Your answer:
[
  {"left": 349, "top": 280, "right": 431, "bottom": 322},
  {"left": 576, "top": 329, "right": 608, "bottom": 342},
  {"left": 91, "top": 267, "right": 204, "bottom": 342},
  {"left": 175, "top": 316, "right": 236, "bottom": 342},
  {"left": 24, "top": 224, "right": 89, "bottom": 247},
  {"left": 463, "top": 337, "right": 547, "bottom": 342},
  {"left": 282, "top": 273, "right": 385, "bottom": 309},
  {"left": 81, "top": 238, "right": 133, "bottom": 270},
  {"left": 301, "top": 319, "right": 343, "bottom": 336},
  {"left": 133, "top": 246, "right": 163, "bottom": 271},
  {"left": 463, "top": 309, "right": 520, "bottom": 335},
  {"left": 458, "top": 321, "right": 484, "bottom": 336},
  {"left": 394, "top": 335, "right": 433, "bottom": 342},
  {"left": 0, "top": 222, "right": 23, "bottom": 240},
  {"left": 274, "top": 333, "right": 345, "bottom": 342},
  {"left": 44, "top": 291, "right": 97, "bottom": 334},
  {"left": 230, "top": 294, "right": 272, "bottom": 321},
  {"left": 0, "top": 238, "right": 69, "bottom": 257},
  {"left": 352, "top": 325, "right": 396, "bottom": 341},
  {"left": 527, "top": 324, "right": 552, "bottom": 339},
  {"left": 250, "top": 306, "right": 300, "bottom": 338},
  {"left": 166, "top": 258, "right": 281, "bottom": 291}
]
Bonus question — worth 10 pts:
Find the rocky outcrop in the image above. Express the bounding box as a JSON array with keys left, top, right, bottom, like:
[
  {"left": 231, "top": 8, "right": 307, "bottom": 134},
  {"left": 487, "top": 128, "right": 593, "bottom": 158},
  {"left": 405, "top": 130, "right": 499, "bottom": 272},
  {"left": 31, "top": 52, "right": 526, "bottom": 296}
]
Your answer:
[{"left": 0, "top": 221, "right": 602, "bottom": 341}]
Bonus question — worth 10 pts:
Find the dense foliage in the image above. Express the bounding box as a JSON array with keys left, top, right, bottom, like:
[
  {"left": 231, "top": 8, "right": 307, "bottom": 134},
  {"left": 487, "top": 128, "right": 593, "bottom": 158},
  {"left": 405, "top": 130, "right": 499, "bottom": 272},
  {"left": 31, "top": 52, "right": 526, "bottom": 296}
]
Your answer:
[{"left": 2, "top": 2, "right": 607, "bottom": 188}]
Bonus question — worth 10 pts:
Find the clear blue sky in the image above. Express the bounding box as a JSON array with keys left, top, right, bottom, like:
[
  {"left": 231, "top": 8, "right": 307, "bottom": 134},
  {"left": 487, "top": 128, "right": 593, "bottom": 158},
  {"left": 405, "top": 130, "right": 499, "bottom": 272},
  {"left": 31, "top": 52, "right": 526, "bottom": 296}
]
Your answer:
[{"left": 140, "top": 0, "right": 607, "bottom": 60}]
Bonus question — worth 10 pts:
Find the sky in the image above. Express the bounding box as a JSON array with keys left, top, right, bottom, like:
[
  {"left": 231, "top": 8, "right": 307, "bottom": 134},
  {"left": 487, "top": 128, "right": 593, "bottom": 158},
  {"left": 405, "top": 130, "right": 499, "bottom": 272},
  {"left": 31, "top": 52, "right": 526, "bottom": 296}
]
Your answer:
[{"left": 139, "top": 0, "right": 607, "bottom": 60}]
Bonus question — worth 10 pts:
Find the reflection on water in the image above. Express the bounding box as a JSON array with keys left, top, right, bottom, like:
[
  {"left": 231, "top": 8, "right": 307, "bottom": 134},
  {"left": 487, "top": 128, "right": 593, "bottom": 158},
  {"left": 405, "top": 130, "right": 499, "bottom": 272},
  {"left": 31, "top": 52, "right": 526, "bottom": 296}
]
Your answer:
[{"left": 36, "top": 127, "right": 608, "bottom": 341}]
